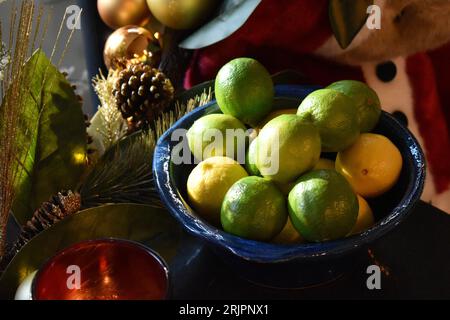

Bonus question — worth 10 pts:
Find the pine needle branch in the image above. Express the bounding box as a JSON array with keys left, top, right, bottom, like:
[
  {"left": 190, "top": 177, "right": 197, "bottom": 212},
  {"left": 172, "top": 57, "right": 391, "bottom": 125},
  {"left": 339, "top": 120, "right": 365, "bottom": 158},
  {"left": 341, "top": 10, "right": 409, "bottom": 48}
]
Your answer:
[
  {"left": 80, "top": 88, "right": 213, "bottom": 209},
  {"left": 79, "top": 130, "right": 163, "bottom": 209}
]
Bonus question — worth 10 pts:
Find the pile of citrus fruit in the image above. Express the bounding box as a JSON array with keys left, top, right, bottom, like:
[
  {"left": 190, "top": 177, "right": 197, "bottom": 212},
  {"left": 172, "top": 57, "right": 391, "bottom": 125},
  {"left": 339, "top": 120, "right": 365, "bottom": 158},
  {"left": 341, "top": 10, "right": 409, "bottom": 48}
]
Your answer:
[{"left": 185, "top": 57, "right": 403, "bottom": 244}]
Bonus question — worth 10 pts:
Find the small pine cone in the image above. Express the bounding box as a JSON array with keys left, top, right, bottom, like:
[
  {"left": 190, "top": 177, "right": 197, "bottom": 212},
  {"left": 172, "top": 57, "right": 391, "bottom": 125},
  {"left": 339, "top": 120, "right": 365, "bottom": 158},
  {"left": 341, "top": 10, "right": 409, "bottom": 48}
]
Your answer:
[
  {"left": 113, "top": 64, "right": 174, "bottom": 132},
  {"left": 1, "top": 191, "right": 81, "bottom": 268}
]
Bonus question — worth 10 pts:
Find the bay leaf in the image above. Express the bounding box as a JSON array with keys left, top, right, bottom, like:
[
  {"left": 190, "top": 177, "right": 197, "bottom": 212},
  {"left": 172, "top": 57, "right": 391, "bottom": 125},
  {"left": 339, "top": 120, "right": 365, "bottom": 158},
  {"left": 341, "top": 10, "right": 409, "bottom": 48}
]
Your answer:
[
  {"left": 329, "top": 0, "right": 374, "bottom": 49},
  {"left": 179, "top": 0, "right": 261, "bottom": 49}
]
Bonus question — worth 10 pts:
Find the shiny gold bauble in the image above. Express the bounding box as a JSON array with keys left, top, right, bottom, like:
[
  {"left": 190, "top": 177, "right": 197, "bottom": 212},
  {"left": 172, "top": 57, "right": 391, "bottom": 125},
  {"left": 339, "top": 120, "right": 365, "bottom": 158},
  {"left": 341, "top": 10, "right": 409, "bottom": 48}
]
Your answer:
[
  {"left": 98, "top": 0, "right": 152, "bottom": 29},
  {"left": 103, "top": 26, "right": 161, "bottom": 69},
  {"left": 146, "top": 0, "right": 218, "bottom": 30}
]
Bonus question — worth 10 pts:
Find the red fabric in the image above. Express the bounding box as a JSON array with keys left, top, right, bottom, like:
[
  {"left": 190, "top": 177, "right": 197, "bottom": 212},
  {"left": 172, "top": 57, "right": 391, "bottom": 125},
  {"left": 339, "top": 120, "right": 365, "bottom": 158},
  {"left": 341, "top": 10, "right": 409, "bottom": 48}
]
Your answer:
[
  {"left": 428, "top": 42, "right": 450, "bottom": 128},
  {"left": 185, "top": 0, "right": 332, "bottom": 87},
  {"left": 407, "top": 53, "right": 450, "bottom": 193},
  {"left": 285, "top": 54, "right": 366, "bottom": 86}
]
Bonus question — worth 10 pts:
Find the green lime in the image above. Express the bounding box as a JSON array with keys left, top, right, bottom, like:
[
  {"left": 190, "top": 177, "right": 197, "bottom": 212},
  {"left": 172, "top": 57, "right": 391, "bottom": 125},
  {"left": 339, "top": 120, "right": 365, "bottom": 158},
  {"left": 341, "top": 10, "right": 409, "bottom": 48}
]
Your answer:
[
  {"left": 215, "top": 58, "right": 274, "bottom": 126},
  {"left": 245, "top": 137, "right": 260, "bottom": 176},
  {"left": 297, "top": 89, "right": 360, "bottom": 152},
  {"left": 327, "top": 80, "right": 381, "bottom": 132},
  {"left": 187, "top": 114, "right": 247, "bottom": 161},
  {"left": 256, "top": 114, "right": 321, "bottom": 184},
  {"left": 221, "top": 176, "right": 287, "bottom": 241},
  {"left": 288, "top": 170, "right": 358, "bottom": 242}
]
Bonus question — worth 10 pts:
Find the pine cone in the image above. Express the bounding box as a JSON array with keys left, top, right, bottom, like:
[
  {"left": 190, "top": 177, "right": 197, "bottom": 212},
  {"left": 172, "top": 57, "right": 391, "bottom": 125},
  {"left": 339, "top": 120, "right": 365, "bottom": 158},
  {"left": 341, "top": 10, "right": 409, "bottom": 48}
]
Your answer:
[
  {"left": 0, "top": 191, "right": 81, "bottom": 271},
  {"left": 113, "top": 64, "right": 174, "bottom": 132}
]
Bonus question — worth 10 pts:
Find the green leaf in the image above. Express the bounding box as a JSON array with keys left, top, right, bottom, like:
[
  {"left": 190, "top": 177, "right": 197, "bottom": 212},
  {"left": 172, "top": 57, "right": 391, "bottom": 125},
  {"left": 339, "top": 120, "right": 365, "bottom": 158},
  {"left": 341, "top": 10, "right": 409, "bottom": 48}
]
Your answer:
[
  {"left": 0, "top": 204, "right": 182, "bottom": 299},
  {"left": 179, "top": 0, "right": 262, "bottom": 49},
  {"left": 9, "top": 50, "right": 87, "bottom": 224},
  {"left": 329, "top": 0, "right": 374, "bottom": 49}
]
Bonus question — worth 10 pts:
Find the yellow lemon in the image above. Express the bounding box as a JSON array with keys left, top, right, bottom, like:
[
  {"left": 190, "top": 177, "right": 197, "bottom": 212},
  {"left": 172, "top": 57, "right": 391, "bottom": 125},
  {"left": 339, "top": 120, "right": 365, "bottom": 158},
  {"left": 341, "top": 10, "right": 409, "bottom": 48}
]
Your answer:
[
  {"left": 313, "top": 158, "right": 335, "bottom": 170},
  {"left": 351, "top": 195, "right": 375, "bottom": 235},
  {"left": 258, "top": 108, "right": 298, "bottom": 129},
  {"left": 276, "top": 182, "right": 295, "bottom": 196},
  {"left": 272, "top": 217, "right": 304, "bottom": 245},
  {"left": 187, "top": 156, "right": 248, "bottom": 226},
  {"left": 275, "top": 181, "right": 296, "bottom": 196},
  {"left": 336, "top": 133, "right": 403, "bottom": 198}
]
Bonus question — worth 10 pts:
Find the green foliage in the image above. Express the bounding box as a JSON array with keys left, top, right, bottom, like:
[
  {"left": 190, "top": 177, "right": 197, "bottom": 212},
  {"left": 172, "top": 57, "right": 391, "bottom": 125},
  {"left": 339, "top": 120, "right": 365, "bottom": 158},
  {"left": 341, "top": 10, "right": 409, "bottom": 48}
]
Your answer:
[{"left": 9, "top": 50, "right": 87, "bottom": 224}]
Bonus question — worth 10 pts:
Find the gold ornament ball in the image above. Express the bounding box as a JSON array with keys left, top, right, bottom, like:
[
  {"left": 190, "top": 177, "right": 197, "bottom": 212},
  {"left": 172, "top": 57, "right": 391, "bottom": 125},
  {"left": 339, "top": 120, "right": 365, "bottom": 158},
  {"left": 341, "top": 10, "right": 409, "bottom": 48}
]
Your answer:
[
  {"left": 146, "top": 0, "right": 219, "bottom": 30},
  {"left": 103, "top": 26, "right": 161, "bottom": 69},
  {"left": 98, "top": 0, "right": 152, "bottom": 29}
]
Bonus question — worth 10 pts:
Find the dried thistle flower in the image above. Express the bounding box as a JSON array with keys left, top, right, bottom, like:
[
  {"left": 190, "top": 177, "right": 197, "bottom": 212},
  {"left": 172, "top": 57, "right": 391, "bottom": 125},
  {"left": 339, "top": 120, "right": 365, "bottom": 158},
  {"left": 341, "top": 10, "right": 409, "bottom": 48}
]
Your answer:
[{"left": 91, "top": 69, "right": 128, "bottom": 152}]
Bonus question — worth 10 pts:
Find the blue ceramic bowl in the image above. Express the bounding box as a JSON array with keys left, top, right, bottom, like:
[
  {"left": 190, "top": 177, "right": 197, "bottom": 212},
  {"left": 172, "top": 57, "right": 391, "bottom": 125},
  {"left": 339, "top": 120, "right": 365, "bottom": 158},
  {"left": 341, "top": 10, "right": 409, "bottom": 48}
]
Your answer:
[{"left": 153, "top": 85, "right": 425, "bottom": 288}]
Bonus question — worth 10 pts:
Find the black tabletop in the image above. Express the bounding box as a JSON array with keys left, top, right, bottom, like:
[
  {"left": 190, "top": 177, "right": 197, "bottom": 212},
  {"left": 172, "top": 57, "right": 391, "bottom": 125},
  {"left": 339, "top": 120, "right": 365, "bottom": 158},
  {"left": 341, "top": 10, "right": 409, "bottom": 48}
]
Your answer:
[{"left": 170, "top": 201, "right": 450, "bottom": 299}]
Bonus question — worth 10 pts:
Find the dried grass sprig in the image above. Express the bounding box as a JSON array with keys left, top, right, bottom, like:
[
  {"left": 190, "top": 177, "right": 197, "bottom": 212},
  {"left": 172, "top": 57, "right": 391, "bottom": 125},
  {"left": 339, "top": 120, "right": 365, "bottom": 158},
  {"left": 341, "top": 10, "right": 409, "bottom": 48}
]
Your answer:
[
  {"left": 0, "top": 41, "right": 9, "bottom": 83},
  {"left": 0, "top": 1, "right": 81, "bottom": 257},
  {"left": 0, "top": 0, "right": 36, "bottom": 258}
]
